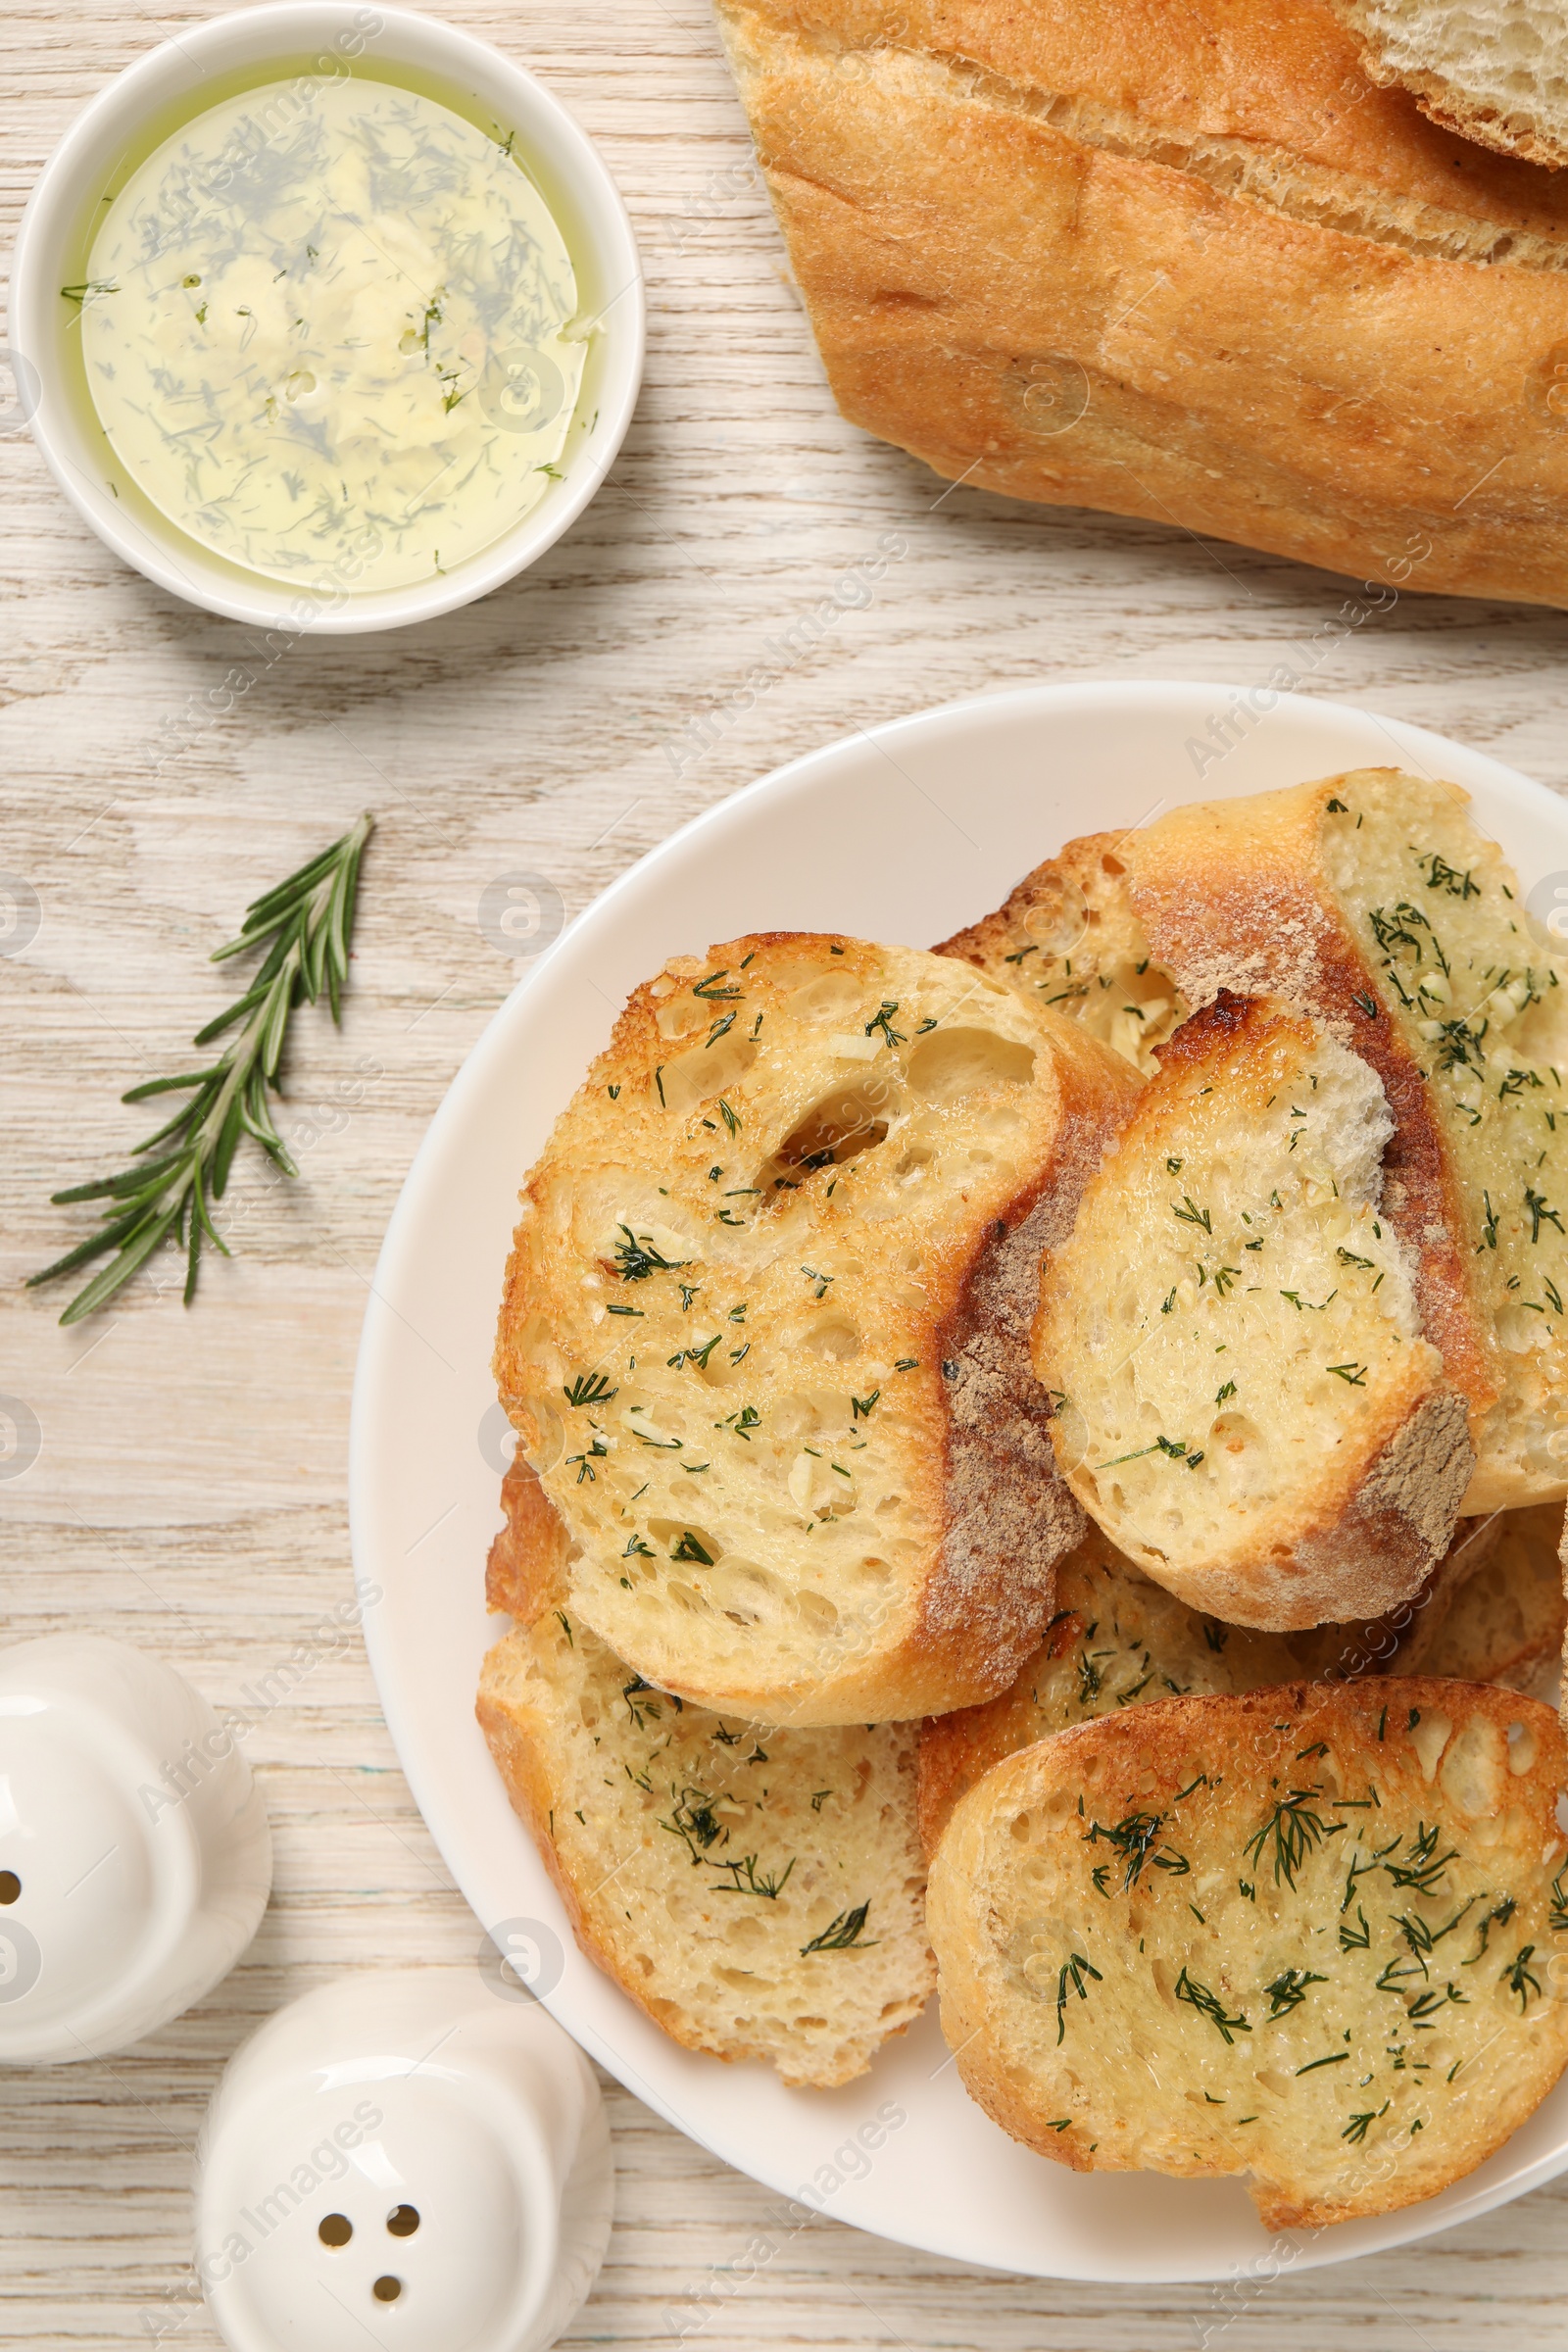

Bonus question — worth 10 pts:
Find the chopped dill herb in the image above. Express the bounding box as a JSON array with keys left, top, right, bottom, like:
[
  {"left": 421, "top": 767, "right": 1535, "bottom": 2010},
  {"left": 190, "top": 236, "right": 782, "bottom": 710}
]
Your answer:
[
  {"left": 711, "top": 1853, "right": 794, "bottom": 1899},
  {"left": 1503, "top": 1945, "right": 1543, "bottom": 2011},
  {"left": 1264, "top": 1968, "right": 1328, "bottom": 2018},
  {"left": 612, "top": 1224, "right": 690, "bottom": 1282},
  {"left": 1054, "top": 1951, "right": 1103, "bottom": 2044},
  {"left": 1525, "top": 1185, "right": 1563, "bottom": 1243},
  {"left": 864, "top": 1001, "right": 906, "bottom": 1049},
  {"left": 1084, "top": 1810, "right": 1189, "bottom": 1888},
  {"left": 1244, "top": 1789, "right": 1343, "bottom": 1890},
  {"left": 1175, "top": 1969, "right": 1250, "bottom": 2043},
  {"left": 564, "top": 1370, "right": 617, "bottom": 1408},
  {"left": 801, "top": 1903, "right": 874, "bottom": 1954},
  {"left": 1340, "top": 1906, "right": 1371, "bottom": 1951}
]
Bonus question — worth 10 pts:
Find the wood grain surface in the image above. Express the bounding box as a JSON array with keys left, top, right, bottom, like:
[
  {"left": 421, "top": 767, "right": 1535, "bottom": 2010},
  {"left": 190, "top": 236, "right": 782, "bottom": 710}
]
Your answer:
[{"left": 7, "top": 2, "right": 1568, "bottom": 2344}]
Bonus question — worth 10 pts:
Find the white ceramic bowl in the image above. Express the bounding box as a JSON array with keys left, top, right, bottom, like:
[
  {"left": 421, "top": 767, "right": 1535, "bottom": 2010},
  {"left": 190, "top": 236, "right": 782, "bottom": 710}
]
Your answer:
[{"left": 8, "top": 3, "right": 644, "bottom": 633}]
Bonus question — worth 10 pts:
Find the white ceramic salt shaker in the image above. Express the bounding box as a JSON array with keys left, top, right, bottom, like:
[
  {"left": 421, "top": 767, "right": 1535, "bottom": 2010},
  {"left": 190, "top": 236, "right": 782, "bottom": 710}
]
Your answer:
[
  {"left": 195, "top": 1968, "right": 613, "bottom": 2352},
  {"left": 0, "top": 1633, "right": 271, "bottom": 2064}
]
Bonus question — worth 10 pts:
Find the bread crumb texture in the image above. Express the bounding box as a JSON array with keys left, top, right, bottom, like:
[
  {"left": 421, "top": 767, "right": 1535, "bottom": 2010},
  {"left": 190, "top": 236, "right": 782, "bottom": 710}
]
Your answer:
[
  {"left": 1326, "top": 0, "right": 1568, "bottom": 169},
  {"left": 1034, "top": 990, "right": 1471, "bottom": 1628},
  {"left": 925, "top": 1679, "right": 1568, "bottom": 2228},
  {"left": 934, "top": 831, "right": 1186, "bottom": 1075},
  {"left": 478, "top": 1609, "right": 933, "bottom": 2087},
  {"left": 495, "top": 932, "right": 1136, "bottom": 1724}
]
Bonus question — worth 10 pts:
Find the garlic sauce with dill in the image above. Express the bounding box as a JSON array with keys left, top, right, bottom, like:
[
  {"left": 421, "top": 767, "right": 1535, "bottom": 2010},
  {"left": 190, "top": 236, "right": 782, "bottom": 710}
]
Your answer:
[{"left": 76, "top": 76, "right": 587, "bottom": 591}]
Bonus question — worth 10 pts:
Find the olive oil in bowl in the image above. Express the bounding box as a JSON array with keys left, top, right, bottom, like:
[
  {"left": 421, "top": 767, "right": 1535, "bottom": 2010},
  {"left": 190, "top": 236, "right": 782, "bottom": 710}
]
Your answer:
[{"left": 76, "top": 74, "right": 587, "bottom": 594}]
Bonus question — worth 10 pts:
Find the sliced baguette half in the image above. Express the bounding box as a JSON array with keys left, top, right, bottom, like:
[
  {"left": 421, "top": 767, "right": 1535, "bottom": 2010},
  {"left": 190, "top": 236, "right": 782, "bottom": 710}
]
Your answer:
[
  {"left": 925, "top": 1679, "right": 1568, "bottom": 2230},
  {"left": 934, "top": 832, "right": 1186, "bottom": 1076},
  {"left": 1324, "top": 0, "right": 1568, "bottom": 169},
  {"left": 1128, "top": 769, "right": 1568, "bottom": 1511},
  {"left": 917, "top": 1523, "right": 1298, "bottom": 1854},
  {"left": 477, "top": 1464, "right": 933, "bottom": 2088},
  {"left": 1032, "top": 992, "right": 1473, "bottom": 1630},
  {"left": 495, "top": 932, "right": 1139, "bottom": 1724}
]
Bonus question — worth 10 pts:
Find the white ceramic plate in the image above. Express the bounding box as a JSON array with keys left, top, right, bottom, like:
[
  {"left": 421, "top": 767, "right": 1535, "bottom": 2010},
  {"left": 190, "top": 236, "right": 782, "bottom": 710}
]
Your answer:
[{"left": 350, "top": 681, "right": 1568, "bottom": 2283}]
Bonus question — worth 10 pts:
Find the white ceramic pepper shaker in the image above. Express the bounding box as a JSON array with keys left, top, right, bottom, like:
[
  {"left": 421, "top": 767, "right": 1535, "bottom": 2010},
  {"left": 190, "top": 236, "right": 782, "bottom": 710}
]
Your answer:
[
  {"left": 194, "top": 1968, "right": 613, "bottom": 2352},
  {"left": 0, "top": 1633, "right": 271, "bottom": 2064}
]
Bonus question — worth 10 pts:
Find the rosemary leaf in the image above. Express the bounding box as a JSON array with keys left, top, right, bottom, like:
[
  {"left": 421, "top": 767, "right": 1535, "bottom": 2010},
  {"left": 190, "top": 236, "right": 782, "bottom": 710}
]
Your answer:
[{"left": 29, "top": 814, "right": 373, "bottom": 1324}]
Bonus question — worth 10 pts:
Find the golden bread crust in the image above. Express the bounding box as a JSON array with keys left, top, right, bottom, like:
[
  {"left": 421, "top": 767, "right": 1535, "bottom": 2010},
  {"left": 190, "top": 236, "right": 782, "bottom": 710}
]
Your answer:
[
  {"left": 485, "top": 1455, "right": 575, "bottom": 1621},
  {"left": 925, "top": 1678, "right": 1568, "bottom": 2228}
]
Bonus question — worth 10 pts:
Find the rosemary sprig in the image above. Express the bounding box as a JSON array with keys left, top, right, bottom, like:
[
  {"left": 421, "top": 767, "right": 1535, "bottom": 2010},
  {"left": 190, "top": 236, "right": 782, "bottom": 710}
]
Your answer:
[{"left": 29, "top": 814, "right": 373, "bottom": 1324}]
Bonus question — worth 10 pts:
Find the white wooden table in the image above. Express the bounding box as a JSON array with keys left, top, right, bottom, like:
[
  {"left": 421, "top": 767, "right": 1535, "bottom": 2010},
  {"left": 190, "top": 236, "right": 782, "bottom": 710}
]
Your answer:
[{"left": 7, "top": 3, "right": 1568, "bottom": 2343}]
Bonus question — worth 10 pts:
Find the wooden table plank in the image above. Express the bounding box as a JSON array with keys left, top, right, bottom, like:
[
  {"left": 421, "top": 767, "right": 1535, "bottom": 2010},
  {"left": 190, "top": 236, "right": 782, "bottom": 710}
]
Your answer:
[{"left": 5, "top": 2, "right": 1568, "bottom": 2343}]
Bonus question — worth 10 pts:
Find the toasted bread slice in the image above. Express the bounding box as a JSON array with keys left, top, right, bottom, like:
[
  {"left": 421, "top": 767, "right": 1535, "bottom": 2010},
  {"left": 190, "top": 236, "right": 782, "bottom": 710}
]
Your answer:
[
  {"left": 477, "top": 1463, "right": 933, "bottom": 2088},
  {"left": 1032, "top": 992, "right": 1473, "bottom": 1630},
  {"left": 1324, "top": 0, "right": 1568, "bottom": 169},
  {"left": 495, "top": 932, "right": 1139, "bottom": 1724},
  {"left": 917, "top": 1524, "right": 1298, "bottom": 1854},
  {"left": 1128, "top": 769, "right": 1568, "bottom": 1512},
  {"left": 935, "top": 833, "right": 1185, "bottom": 1076},
  {"left": 1415, "top": 1502, "right": 1566, "bottom": 1699},
  {"left": 925, "top": 1679, "right": 1568, "bottom": 2230},
  {"left": 918, "top": 1512, "right": 1556, "bottom": 1851},
  {"left": 1280, "top": 1510, "right": 1505, "bottom": 1684}
]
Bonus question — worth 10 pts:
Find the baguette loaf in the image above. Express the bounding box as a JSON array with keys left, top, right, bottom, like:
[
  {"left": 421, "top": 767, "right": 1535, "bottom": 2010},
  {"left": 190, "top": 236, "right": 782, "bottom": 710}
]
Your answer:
[
  {"left": 1325, "top": 0, "right": 1568, "bottom": 170},
  {"left": 478, "top": 1464, "right": 933, "bottom": 2088},
  {"left": 925, "top": 1679, "right": 1568, "bottom": 2229},
  {"left": 494, "top": 932, "right": 1138, "bottom": 1725},
  {"left": 934, "top": 833, "right": 1186, "bottom": 1077},
  {"left": 715, "top": 0, "right": 1568, "bottom": 608},
  {"left": 1032, "top": 991, "right": 1473, "bottom": 1629},
  {"left": 1127, "top": 768, "right": 1568, "bottom": 1512}
]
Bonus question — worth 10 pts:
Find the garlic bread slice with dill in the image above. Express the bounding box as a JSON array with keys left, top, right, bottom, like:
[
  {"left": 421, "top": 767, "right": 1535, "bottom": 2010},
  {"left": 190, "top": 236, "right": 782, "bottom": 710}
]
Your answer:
[
  {"left": 478, "top": 1466, "right": 933, "bottom": 2088},
  {"left": 495, "top": 931, "right": 1138, "bottom": 1725},
  {"left": 1034, "top": 993, "right": 1472, "bottom": 1631},
  {"left": 925, "top": 1678, "right": 1568, "bottom": 2229}
]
